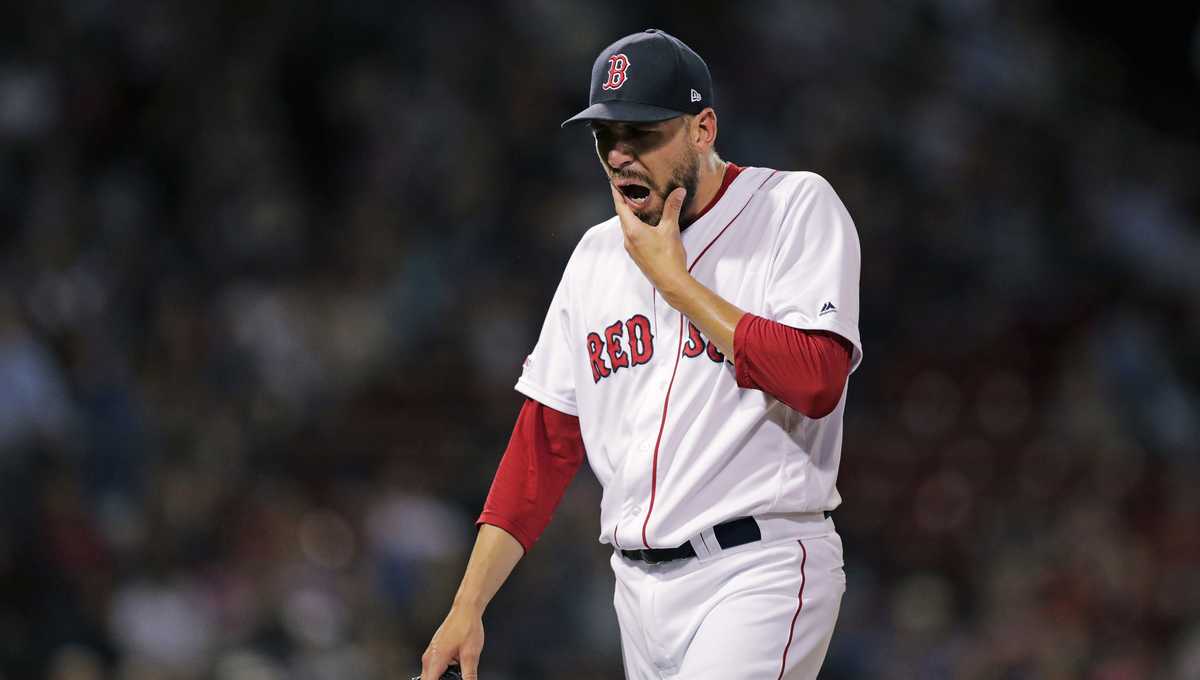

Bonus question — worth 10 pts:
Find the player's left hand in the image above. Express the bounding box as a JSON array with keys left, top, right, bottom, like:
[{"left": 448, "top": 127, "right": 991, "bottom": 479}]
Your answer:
[{"left": 611, "top": 184, "right": 690, "bottom": 293}]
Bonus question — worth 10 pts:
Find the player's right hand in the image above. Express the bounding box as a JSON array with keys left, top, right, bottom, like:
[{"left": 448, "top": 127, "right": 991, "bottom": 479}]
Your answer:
[{"left": 421, "top": 605, "right": 485, "bottom": 680}]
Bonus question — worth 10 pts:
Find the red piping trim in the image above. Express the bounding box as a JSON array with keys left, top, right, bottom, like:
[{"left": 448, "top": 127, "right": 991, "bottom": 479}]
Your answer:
[
  {"left": 681, "top": 162, "right": 742, "bottom": 227},
  {"left": 639, "top": 170, "right": 779, "bottom": 548},
  {"left": 652, "top": 283, "right": 657, "bottom": 335},
  {"left": 687, "top": 171, "right": 778, "bottom": 272},
  {"left": 641, "top": 314, "right": 686, "bottom": 548},
  {"left": 776, "top": 540, "right": 808, "bottom": 679}
]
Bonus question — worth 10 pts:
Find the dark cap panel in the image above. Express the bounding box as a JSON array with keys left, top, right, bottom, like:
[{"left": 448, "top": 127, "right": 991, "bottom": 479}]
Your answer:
[{"left": 564, "top": 29, "right": 714, "bottom": 127}]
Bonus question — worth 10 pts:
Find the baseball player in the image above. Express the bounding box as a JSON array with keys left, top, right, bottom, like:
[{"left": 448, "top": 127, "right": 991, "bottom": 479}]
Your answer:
[{"left": 421, "top": 29, "right": 861, "bottom": 680}]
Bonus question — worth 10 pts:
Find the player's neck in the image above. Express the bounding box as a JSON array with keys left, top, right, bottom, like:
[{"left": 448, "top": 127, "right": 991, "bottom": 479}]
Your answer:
[{"left": 681, "top": 156, "right": 731, "bottom": 227}]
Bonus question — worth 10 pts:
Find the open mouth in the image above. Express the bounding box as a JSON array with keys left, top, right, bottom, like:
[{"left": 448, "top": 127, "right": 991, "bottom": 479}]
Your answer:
[{"left": 617, "top": 182, "right": 652, "bottom": 208}]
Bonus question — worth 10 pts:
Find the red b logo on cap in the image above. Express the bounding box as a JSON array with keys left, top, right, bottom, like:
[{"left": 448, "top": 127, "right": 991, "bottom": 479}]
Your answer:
[{"left": 601, "top": 53, "right": 631, "bottom": 91}]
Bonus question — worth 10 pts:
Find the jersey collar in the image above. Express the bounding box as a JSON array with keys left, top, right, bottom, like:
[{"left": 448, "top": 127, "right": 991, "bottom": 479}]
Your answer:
[{"left": 681, "top": 162, "right": 743, "bottom": 230}]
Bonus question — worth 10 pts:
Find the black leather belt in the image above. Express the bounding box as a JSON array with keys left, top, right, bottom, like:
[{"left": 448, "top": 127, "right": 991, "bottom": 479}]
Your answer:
[
  {"left": 620, "top": 516, "right": 762, "bottom": 564},
  {"left": 619, "top": 512, "right": 832, "bottom": 565}
]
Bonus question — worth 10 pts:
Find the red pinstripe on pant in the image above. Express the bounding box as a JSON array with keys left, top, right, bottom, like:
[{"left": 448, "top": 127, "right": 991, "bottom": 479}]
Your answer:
[{"left": 776, "top": 540, "right": 808, "bottom": 679}]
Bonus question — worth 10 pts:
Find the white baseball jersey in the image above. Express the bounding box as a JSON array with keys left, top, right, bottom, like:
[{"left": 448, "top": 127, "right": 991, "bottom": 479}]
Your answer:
[{"left": 515, "top": 166, "right": 862, "bottom": 550}]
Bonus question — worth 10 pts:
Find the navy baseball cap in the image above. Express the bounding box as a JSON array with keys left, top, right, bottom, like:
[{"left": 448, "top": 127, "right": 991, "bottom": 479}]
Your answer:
[{"left": 562, "top": 29, "right": 714, "bottom": 128}]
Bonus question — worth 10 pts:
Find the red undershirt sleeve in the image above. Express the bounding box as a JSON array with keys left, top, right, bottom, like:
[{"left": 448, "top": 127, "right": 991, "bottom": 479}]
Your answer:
[
  {"left": 733, "top": 313, "right": 853, "bottom": 419},
  {"left": 476, "top": 398, "right": 586, "bottom": 553}
]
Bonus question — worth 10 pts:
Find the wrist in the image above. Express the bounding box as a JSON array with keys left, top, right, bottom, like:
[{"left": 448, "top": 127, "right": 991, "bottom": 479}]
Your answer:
[
  {"left": 451, "top": 593, "right": 487, "bottom": 615},
  {"left": 657, "top": 271, "right": 695, "bottom": 305}
]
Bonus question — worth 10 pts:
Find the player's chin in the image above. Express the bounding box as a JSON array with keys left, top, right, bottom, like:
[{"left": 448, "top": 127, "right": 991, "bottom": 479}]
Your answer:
[
  {"left": 634, "top": 207, "right": 663, "bottom": 225},
  {"left": 634, "top": 196, "right": 665, "bottom": 225}
]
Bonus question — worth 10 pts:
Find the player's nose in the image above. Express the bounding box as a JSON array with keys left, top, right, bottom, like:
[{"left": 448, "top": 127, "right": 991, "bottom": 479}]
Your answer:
[{"left": 606, "top": 142, "right": 636, "bottom": 171}]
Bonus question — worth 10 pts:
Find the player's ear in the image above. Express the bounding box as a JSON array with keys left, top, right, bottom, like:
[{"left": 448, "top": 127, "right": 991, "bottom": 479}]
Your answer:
[{"left": 691, "top": 108, "right": 717, "bottom": 151}]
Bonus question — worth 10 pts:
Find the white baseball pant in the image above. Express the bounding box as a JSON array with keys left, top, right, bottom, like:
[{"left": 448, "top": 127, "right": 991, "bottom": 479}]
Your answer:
[{"left": 610, "top": 524, "right": 845, "bottom": 679}]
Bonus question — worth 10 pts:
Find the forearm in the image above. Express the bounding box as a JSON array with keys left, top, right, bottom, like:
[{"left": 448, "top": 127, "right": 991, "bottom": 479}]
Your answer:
[
  {"left": 734, "top": 314, "right": 852, "bottom": 418},
  {"left": 451, "top": 524, "right": 525, "bottom": 613},
  {"left": 658, "top": 273, "right": 745, "bottom": 360},
  {"left": 423, "top": 524, "right": 520, "bottom": 679}
]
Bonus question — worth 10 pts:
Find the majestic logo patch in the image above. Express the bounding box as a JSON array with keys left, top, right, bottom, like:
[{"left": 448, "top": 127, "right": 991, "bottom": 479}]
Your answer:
[
  {"left": 690, "top": 88, "right": 702, "bottom": 103},
  {"left": 819, "top": 301, "right": 837, "bottom": 316},
  {"left": 601, "top": 53, "right": 631, "bottom": 91}
]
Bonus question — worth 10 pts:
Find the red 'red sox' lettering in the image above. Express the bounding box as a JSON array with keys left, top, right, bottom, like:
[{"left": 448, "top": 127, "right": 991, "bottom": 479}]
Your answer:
[
  {"left": 587, "top": 332, "right": 610, "bottom": 382},
  {"left": 604, "top": 320, "right": 631, "bottom": 372},
  {"left": 589, "top": 315, "right": 729, "bottom": 383},
  {"left": 626, "top": 314, "right": 653, "bottom": 365},
  {"left": 588, "top": 314, "right": 654, "bottom": 383},
  {"left": 684, "top": 321, "right": 726, "bottom": 364}
]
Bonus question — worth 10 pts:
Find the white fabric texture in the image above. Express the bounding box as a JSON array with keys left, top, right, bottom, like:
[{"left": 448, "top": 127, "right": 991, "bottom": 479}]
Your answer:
[{"left": 514, "top": 167, "right": 864, "bottom": 551}]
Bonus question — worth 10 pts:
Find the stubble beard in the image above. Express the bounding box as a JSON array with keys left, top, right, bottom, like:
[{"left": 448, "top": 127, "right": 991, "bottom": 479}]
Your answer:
[{"left": 637, "top": 148, "right": 701, "bottom": 226}]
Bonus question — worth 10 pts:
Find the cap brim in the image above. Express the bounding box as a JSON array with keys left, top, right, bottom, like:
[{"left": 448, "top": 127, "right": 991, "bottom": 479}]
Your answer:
[{"left": 561, "top": 101, "right": 684, "bottom": 128}]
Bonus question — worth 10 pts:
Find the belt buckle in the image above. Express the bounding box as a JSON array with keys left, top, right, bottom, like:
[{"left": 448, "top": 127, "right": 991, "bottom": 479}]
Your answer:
[{"left": 641, "top": 549, "right": 662, "bottom": 565}]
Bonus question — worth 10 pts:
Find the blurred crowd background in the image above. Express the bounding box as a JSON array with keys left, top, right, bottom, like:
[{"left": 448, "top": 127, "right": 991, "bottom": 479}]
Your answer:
[{"left": 2, "top": 1, "right": 1199, "bottom": 678}]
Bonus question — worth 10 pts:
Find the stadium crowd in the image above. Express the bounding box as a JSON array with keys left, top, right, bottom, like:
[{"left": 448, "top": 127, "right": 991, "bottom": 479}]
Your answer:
[{"left": 1, "top": 1, "right": 1198, "bottom": 678}]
